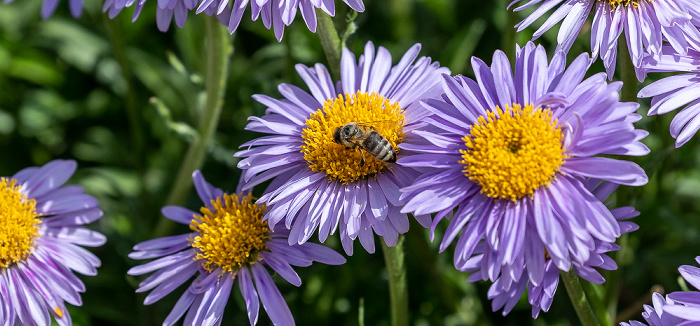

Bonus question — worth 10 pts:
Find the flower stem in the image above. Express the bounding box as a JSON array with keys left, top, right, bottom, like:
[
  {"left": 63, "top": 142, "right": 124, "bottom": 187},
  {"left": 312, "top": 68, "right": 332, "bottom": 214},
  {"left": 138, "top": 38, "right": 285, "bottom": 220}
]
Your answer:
[
  {"left": 315, "top": 8, "right": 342, "bottom": 79},
  {"left": 381, "top": 237, "right": 409, "bottom": 326},
  {"left": 104, "top": 16, "right": 144, "bottom": 167},
  {"left": 582, "top": 278, "right": 613, "bottom": 325},
  {"left": 619, "top": 39, "right": 638, "bottom": 103},
  {"left": 153, "top": 16, "right": 233, "bottom": 237},
  {"left": 561, "top": 269, "right": 601, "bottom": 326}
]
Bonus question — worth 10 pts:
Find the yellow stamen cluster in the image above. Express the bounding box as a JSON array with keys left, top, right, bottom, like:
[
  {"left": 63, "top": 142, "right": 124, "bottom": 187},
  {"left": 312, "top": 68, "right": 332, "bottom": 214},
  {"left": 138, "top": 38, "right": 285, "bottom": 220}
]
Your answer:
[
  {"left": 301, "top": 91, "right": 406, "bottom": 184},
  {"left": 460, "top": 104, "right": 566, "bottom": 202},
  {"left": 189, "top": 193, "right": 269, "bottom": 275},
  {"left": 599, "top": 0, "right": 644, "bottom": 8},
  {"left": 0, "top": 178, "right": 41, "bottom": 268}
]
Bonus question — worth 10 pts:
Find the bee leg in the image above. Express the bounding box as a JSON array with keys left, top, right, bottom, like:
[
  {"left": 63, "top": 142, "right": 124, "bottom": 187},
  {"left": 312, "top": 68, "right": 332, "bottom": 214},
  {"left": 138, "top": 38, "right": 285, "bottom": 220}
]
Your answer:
[{"left": 359, "top": 149, "right": 366, "bottom": 167}]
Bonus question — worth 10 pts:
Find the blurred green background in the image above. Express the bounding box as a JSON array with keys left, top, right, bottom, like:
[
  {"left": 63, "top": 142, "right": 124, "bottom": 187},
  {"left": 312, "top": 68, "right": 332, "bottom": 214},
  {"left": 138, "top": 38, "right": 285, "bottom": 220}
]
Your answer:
[{"left": 0, "top": 0, "right": 692, "bottom": 325}]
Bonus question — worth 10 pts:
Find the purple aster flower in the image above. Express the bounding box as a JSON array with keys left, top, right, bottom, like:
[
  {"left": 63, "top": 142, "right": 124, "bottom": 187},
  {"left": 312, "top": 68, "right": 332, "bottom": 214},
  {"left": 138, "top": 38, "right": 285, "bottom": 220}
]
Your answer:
[
  {"left": 128, "top": 170, "right": 345, "bottom": 325},
  {"left": 467, "top": 180, "right": 639, "bottom": 318},
  {"left": 235, "top": 41, "right": 449, "bottom": 255},
  {"left": 621, "top": 257, "right": 700, "bottom": 326},
  {"left": 398, "top": 42, "right": 648, "bottom": 289},
  {"left": 3, "top": 0, "right": 83, "bottom": 18},
  {"left": 197, "top": 0, "right": 365, "bottom": 41},
  {"left": 621, "top": 294, "right": 688, "bottom": 326},
  {"left": 509, "top": 0, "right": 700, "bottom": 81},
  {"left": 103, "top": 0, "right": 198, "bottom": 32},
  {"left": 0, "top": 159, "right": 106, "bottom": 325},
  {"left": 639, "top": 46, "right": 700, "bottom": 147}
]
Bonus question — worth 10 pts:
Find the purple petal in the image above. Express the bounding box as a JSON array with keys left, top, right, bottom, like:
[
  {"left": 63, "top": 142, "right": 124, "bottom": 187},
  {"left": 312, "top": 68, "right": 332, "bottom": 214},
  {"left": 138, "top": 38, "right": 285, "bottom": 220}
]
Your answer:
[
  {"left": 251, "top": 264, "right": 295, "bottom": 326},
  {"left": 260, "top": 251, "right": 301, "bottom": 286},
  {"left": 238, "top": 268, "right": 260, "bottom": 326},
  {"left": 162, "top": 206, "right": 197, "bottom": 225},
  {"left": 561, "top": 157, "right": 648, "bottom": 186}
]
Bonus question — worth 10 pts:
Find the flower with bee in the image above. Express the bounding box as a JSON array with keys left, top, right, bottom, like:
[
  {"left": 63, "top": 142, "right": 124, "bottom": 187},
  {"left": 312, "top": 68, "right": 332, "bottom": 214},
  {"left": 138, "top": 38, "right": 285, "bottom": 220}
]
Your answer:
[{"left": 235, "top": 41, "right": 449, "bottom": 255}]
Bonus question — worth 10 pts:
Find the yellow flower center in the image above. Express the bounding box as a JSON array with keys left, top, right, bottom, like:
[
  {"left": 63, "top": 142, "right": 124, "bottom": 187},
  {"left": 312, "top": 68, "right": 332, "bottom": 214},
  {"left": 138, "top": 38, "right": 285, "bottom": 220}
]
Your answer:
[
  {"left": 301, "top": 91, "right": 406, "bottom": 184},
  {"left": 0, "top": 178, "right": 41, "bottom": 268},
  {"left": 189, "top": 193, "right": 269, "bottom": 275},
  {"left": 460, "top": 104, "right": 566, "bottom": 202},
  {"left": 600, "top": 0, "right": 644, "bottom": 8}
]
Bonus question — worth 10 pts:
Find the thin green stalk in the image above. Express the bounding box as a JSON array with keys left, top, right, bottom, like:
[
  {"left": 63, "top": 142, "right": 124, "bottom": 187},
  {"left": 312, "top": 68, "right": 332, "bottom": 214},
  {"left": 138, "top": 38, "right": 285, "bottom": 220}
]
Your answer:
[
  {"left": 381, "top": 237, "right": 409, "bottom": 326},
  {"left": 619, "top": 39, "right": 638, "bottom": 103},
  {"left": 581, "top": 278, "right": 613, "bottom": 326},
  {"left": 104, "top": 16, "right": 144, "bottom": 165},
  {"left": 315, "top": 7, "right": 342, "bottom": 79},
  {"left": 561, "top": 270, "right": 601, "bottom": 326},
  {"left": 153, "top": 16, "right": 233, "bottom": 237}
]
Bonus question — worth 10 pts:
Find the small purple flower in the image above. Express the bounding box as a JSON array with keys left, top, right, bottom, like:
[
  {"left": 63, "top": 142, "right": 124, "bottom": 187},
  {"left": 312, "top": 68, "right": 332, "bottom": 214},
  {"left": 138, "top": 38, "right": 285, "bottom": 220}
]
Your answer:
[
  {"left": 0, "top": 159, "right": 106, "bottom": 325},
  {"left": 103, "top": 0, "right": 198, "bottom": 32},
  {"left": 198, "top": 0, "right": 365, "bottom": 41},
  {"left": 639, "top": 46, "right": 700, "bottom": 147},
  {"left": 398, "top": 42, "right": 648, "bottom": 290},
  {"left": 104, "top": 0, "right": 364, "bottom": 37},
  {"left": 235, "top": 41, "right": 449, "bottom": 255},
  {"left": 509, "top": 0, "right": 700, "bottom": 81},
  {"left": 3, "top": 0, "right": 83, "bottom": 18},
  {"left": 620, "top": 293, "right": 687, "bottom": 326},
  {"left": 128, "top": 171, "right": 345, "bottom": 326},
  {"left": 621, "top": 257, "right": 700, "bottom": 325},
  {"left": 472, "top": 181, "right": 639, "bottom": 318}
]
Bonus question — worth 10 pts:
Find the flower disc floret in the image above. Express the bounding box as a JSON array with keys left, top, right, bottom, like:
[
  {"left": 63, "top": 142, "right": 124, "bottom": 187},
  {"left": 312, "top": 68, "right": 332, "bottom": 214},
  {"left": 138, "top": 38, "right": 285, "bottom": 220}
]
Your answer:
[
  {"left": 189, "top": 193, "right": 269, "bottom": 274},
  {"left": 460, "top": 104, "right": 565, "bottom": 202},
  {"left": 0, "top": 178, "right": 41, "bottom": 268},
  {"left": 301, "top": 91, "right": 406, "bottom": 184},
  {"left": 601, "top": 0, "right": 644, "bottom": 8}
]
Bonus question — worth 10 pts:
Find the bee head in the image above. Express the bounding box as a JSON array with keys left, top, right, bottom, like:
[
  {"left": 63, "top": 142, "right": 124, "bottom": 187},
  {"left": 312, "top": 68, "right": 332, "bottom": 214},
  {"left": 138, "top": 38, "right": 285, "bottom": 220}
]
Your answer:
[{"left": 333, "top": 126, "right": 343, "bottom": 144}]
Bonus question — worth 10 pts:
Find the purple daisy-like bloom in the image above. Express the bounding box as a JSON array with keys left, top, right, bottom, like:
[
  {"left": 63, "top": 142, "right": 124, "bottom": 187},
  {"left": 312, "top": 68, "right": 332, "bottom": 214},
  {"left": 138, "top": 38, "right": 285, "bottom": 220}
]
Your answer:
[
  {"left": 128, "top": 170, "right": 345, "bottom": 326},
  {"left": 639, "top": 46, "right": 700, "bottom": 147},
  {"left": 398, "top": 42, "right": 648, "bottom": 288},
  {"left": 103, "top": 0, "right": 198, "bottom": 32},
  {"left": 3, "top": 0, "right": 83, "bottom": 18},
  {"left": 235, "top": 41, "right": 449, "bottom": 255},
  {"left": 104, "top": 0, "right": 364, "bottom": 37},
  {"left": 621, "top": 257, "right": 700, "bottom": 326},
  {"left": 197, "top": 0, "right": 365, "bottom": 41},
  {"left": 0, "top": 159, "right": 105, "bottom": 325},
  {"left": 470, "top": 181, "right": 639, "bottom": 318},
  {"left": 620, "top": 293, "right": 688, "bottom": 326},
  {"left": 510, "top": 0, "right": 700, "bottom": 81}
]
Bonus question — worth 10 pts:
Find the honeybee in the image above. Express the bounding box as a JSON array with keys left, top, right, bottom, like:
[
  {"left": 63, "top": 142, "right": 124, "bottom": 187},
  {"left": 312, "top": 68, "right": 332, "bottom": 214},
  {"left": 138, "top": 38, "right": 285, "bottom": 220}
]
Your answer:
[{"left": 333, "top": 122, "right": 396, "bottom": 166}]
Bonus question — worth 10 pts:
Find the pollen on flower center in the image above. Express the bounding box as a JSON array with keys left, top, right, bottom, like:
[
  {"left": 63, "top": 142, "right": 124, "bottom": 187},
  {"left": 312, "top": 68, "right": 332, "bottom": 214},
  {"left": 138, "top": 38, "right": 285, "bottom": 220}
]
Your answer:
[
  {"left": 600, "top": 0, "right": 644, "bottom": 8},
  {"left": 301, "top": 91, "right": 406, "bottom": 184},
  {"left": 189, "top": 193, "right": 269, "bottom": 275},
  {"left": 0, "top": 178, "right": 41, "bottom": 268},
  {"left": 460, "top": 104, "right": 566, "bottom": 202}
]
